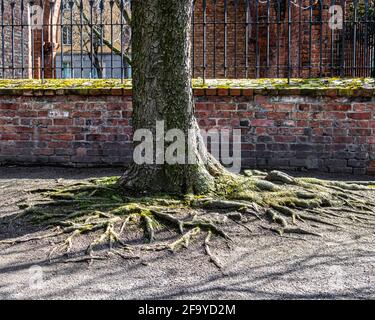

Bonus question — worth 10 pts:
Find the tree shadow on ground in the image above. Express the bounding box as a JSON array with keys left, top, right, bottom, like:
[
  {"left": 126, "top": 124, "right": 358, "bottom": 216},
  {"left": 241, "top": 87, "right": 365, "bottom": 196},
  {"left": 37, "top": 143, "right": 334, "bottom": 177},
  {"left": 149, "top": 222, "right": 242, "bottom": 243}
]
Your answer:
[
  {"left": 1, "top": 167, "right": 375, "bottom": 299},
  {"left": 1, "top": 233, "right": 375, "bottom": 299},
  {"left": 0, "top": 175, "right": 224, "bottom": 267},
  {"left": 0, "top": 166, "right": 124, "bottom": 180}
]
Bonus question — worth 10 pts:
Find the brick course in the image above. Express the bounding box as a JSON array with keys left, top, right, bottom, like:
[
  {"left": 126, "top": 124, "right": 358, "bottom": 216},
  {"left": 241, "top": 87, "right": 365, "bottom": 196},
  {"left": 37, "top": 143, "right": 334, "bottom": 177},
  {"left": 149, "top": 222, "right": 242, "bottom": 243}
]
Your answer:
[{"left": 0, "top": 88, "right": 374, "bottom": 175}]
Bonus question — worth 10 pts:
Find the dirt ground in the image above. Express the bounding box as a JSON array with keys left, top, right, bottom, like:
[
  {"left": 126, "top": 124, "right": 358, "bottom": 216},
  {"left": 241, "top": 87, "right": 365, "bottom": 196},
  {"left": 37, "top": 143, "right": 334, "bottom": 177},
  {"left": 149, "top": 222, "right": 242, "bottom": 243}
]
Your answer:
[{"left": 1, "top": 166, "right": 375, "bottom": 300}]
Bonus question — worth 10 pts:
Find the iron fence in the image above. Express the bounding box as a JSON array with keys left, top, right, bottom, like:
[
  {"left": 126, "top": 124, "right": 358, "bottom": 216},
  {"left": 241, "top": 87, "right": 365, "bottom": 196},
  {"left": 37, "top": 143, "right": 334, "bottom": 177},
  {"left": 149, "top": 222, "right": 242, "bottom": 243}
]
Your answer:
[{"left": 0, "top": 0, "right": 374, "bottom": 81}]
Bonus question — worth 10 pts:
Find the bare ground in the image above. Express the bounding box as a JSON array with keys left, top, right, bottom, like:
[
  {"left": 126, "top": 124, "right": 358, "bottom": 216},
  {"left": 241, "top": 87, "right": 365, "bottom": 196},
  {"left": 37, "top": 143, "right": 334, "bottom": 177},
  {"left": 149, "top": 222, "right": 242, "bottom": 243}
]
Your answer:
[{"left": 0, "top": 166, "right": 375, "bottom": 300}]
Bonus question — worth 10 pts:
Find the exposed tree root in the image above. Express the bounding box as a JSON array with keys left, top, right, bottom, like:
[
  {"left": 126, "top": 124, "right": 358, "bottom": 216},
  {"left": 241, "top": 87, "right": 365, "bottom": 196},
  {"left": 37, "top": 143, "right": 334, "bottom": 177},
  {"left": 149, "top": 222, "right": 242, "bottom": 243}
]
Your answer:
[
  {"left": 109, "top": 249, "right": 141, "bottom": 261},
  {"left": 2, "top": 171, "right": 375, "bottom": 265},
  {"left": 260, "top": 225, "right": 322, "bottom": 237},
  {"left": 142, "top": 213, "right": 157, "bottom": 243},
  {"left": 169, "top": 227, "right": 201, "bottom": 252},
  {"left": 0, "top": 229, "right": 62, "bottom": 245},
  {"left": 58, "top": 255, "right": 107, "bottom": 265},
  {"left": 204, "top": 231, "right": 222, "bottom": 269}
]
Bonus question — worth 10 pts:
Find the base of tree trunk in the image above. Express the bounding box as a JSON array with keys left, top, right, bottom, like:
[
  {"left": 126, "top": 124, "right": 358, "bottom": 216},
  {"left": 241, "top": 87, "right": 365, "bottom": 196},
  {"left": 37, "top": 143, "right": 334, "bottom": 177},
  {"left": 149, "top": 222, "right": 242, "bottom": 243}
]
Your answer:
[
  {"left": 119, "top": 163, "right": 217, "bottom": 195},
  {"left": 119, "top": 121, "right": 230, "bottom": 195}
]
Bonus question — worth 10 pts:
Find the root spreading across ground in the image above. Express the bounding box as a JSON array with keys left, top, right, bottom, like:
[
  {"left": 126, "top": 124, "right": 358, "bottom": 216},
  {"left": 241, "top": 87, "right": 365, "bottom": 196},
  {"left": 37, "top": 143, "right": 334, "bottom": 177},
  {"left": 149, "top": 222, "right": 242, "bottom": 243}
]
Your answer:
[{"left": 1, "top": 170, "right": 375, "bottom": 268}]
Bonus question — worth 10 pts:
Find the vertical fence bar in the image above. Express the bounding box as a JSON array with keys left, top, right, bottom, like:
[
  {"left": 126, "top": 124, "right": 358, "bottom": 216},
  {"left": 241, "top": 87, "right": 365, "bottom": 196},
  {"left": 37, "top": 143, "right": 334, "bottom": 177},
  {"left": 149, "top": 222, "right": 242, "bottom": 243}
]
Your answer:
[
  {"left": 340, "top": 0, "right": 345, "bottom": 77},
  {"left": 30, "top": 1, "right": 35, "bottom": 79},
  {"left": 69, "top": 0, "right": 74, "bottom": 79},
  {"left": 276, "top": 0, "right": 281, "bottom": 78},
  {"left": 40, "top": 0, "right": 45, "bottom": 82},
  {"left": 330, "top": 0, "right": 335, "bottom": 76},
  {"left": 89, "top": 0, "right": 94, "bottom": 78},
  {"left": 120, "top": 0, "right": 124, "bottom": 82},
  {"left": 79, "top": 0, "right": 83, "bottom": 78},
  {"left": 109, "top": 0, "right": 114, "bottom": 78},
  {"left": 309, "top": 0, "right": 313, "bottom": 77},
  {"left": 127, "top": 0, "right": 132, "bottom": 79},
  {"left": 192, "top": 0, "right": 195, "bottom": 78},
  {"left": 203, "top": 0, "right": 207, "bottom": 83},
  {"left": 372, "top": 3, "right": 375, "bottom": 77},
  {"left": 50, "top": 0, "right": 55, "bottom": 79},
  {"left": 99, "top": 0, "right": 104, "bottom": 79},
  {"left": 287, "top": 0, "right": 291, "bottom": 82},
  {"left": 319, "top": 0, "right": 323, "bottom": 77},
  {"left": 224, "top": 0, "right": 228, "bottom": 78},
  {"left": 234, "top": 0, "right": 238, "bottom": 78},
  {"left": 364, "top": 0, "right": 369, "bottom": 76},
  {"left": 352, "top": 0, "right": 358, "bottom": 77},
  {"left": 10, "top": 1, "right": 15, "bottom": 79},
  {"left": 21, "top": 0, "right": 25, "bottom": 78},
  {"left": 255, "top": 0, "right": 259, "bottom": 78},
  {"left": 369, "top": 5, "right": 375, "bottom": 77},
  {"left": 266, "top": 0, "right": 270, "bottom": 78},
  {"left": 245, "top": 0, "right": 249, "bottom": 78},
  {"left": 298, "top": 0, "right": 302, "bottom": 77},
  {"left": 213, "top": 0, "right": 217, "bottom": 78},
  {"left": 1, "top": 0, "right": 5, "bottom": 78},
  {"left": 60, "top": 0, "right": 64, "bottom": 78}
]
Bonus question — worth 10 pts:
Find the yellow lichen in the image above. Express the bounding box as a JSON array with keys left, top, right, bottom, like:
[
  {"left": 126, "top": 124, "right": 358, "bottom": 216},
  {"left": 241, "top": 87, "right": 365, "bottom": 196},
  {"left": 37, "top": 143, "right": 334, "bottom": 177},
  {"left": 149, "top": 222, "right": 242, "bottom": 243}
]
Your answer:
[{"left": 0, "top": 77, "right": 374, "bottom": 90}]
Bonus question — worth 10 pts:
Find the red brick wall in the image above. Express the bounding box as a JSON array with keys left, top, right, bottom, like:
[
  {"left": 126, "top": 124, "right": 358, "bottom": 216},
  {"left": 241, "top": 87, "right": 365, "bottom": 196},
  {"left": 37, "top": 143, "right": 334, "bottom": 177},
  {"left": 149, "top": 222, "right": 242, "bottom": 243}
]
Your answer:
[
  {"left": 0, "top": 92, "right": 133, "bottom": 165},
  {"left": 1, "top": 88, "right": 375, "bottom": 175}
]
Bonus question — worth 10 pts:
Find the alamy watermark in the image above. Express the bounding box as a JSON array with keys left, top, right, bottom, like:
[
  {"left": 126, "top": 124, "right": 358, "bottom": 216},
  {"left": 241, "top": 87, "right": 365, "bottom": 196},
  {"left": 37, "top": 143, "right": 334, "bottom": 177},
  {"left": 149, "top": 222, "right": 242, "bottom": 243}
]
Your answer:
[
  {"left": 28, "top": 3, "right": 347, "bottom": 31},
  {"left": 327, "top": 265, "right": 345, "bottom": 291},
  {"left": 28, "top": 265, "right": 45, "bottom": 290},
  {"left": 329, "top": 5, "right": 344, "bottom": 30},
  {"left": 133, "top": 121, "right": 242, "bottom": 174},
  {"left": 1, "top": 265, "right": 46, "bottom": 299},
  {"left": 29, "top": 4, "right": 44, "bottom": 30}
]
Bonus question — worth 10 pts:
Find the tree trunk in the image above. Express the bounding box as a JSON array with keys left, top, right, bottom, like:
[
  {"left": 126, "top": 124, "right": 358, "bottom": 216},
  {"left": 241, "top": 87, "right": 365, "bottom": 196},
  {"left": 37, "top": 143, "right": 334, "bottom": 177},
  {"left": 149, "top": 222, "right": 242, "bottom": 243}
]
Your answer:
[{"left": 120, "top": 0, "right": 224, "bottom": 195}]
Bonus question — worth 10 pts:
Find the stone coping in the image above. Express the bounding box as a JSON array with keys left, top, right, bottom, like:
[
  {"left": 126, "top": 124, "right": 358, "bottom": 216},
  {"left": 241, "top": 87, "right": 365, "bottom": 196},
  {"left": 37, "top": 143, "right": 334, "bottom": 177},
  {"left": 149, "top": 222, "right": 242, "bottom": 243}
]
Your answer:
[{"left": 0, "top": 78, "right": 374, "bottom": 97}]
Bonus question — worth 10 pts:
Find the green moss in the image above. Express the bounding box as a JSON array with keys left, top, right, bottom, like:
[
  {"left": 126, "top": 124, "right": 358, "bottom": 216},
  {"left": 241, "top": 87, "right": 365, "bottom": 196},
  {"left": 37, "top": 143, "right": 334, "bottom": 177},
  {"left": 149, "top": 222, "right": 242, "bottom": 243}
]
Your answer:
[
  {"left": 229, "top": 191, "right": 262, "bottom": 204},
  {"left": 91, "top": 176, "right": 120, "bottom": 186},
  {"left": 110, "top": 204, "right": 142, "bottom": 215},
  {"left": 275, "top": 197, "right": 322, "bottom": 209},
  {"left": 192, "top": 77, "right": 375, "bottom": 90},
  {"left": 0, "top": 79, "right": 132, "bottom": 90},
  {"left": 0, "top": 77, "right": 374, "bottom": 91},
  {"left": 299, "top": 177, "right": 326, "bottom": 185}
]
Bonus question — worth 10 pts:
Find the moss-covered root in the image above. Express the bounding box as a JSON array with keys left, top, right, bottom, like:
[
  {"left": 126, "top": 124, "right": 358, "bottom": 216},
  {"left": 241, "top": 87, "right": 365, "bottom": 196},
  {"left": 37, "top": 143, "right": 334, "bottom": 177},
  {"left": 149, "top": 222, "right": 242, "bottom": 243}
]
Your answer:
[
  {"left": 5, "top": 179, "right": 235, "bottom": 264},
  {"left": 6, "top": 171, "right": 375, "bottom": 265},
  {"left": 204, "top": 231, "right": 222, "bottom": 269},
  {"left": 213, "top": 170, "right": 375, "bottom": 237},
  {"left": 169, "top": 227, "right": 201, "bottom": 252},
  {"left": 166, "top": 228, "right": 223, "bottom": 269}
]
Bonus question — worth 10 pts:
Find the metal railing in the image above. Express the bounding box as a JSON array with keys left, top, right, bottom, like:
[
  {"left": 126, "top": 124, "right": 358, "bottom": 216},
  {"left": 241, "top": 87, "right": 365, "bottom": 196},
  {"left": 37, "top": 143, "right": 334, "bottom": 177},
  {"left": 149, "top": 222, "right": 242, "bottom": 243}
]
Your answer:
[{"left": 0, "top": 0, "right": 374, "bottom": 81}]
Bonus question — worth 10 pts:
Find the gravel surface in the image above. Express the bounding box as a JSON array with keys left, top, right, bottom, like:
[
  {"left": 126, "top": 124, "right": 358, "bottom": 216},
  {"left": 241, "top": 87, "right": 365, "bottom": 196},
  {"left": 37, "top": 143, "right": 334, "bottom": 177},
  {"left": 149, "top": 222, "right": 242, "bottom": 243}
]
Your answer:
[{"left": 0, "top": 166, "right": 375, "bottom": 300}]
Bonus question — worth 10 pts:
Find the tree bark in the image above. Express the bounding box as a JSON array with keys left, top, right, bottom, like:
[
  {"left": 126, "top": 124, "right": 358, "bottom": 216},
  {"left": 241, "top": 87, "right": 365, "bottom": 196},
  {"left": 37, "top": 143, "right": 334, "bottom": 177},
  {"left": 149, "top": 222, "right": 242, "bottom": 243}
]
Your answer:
[{"left": 120, "top": 0, "right": 224, "bottom": 195}]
